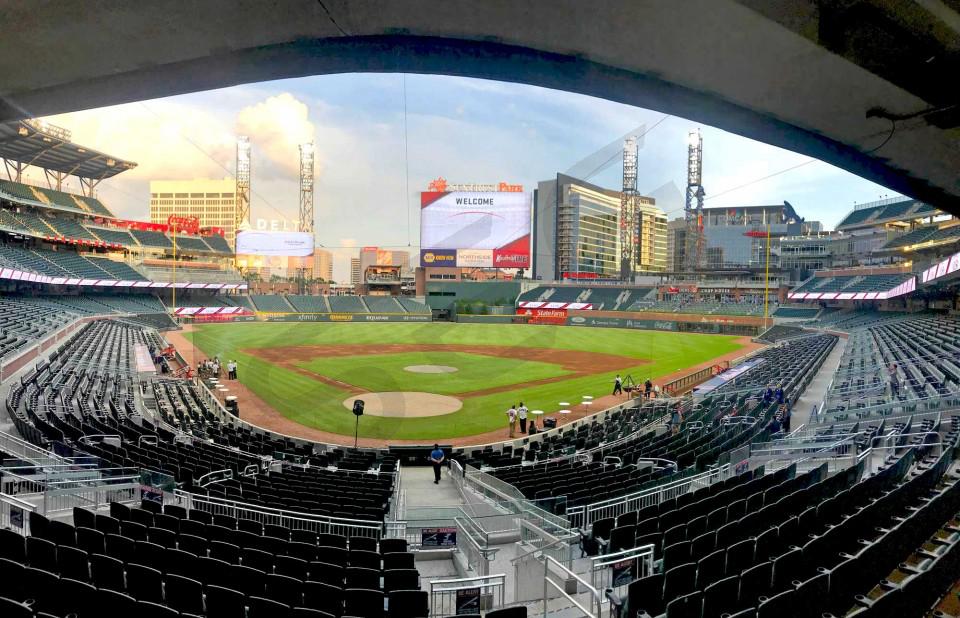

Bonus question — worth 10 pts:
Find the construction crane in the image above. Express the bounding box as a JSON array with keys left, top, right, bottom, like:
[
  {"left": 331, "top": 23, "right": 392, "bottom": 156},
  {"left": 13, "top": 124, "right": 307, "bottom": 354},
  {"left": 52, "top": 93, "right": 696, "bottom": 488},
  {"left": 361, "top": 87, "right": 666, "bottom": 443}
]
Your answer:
[
  {"left": 620, "top": 136, "right": 638, "bottom": 281},
  {"left": 684, "top": 129, "right": 705, "bottom": 272}
]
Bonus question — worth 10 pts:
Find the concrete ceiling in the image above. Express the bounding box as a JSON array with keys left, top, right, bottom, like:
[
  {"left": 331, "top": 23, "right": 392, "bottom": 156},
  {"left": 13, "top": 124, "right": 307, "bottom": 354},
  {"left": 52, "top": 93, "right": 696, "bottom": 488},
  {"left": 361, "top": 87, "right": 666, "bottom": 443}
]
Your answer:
[{"left": 1, "top": 0, "right": 958, "bottom": 212}]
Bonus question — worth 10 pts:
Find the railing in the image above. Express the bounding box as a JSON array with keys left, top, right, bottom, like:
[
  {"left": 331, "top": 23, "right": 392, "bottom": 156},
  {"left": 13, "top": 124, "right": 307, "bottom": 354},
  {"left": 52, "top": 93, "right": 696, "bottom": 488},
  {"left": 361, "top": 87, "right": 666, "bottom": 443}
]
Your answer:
[
  {"left": 543, "top": 555, "right": 603, "bottom": 618},
  {"left": 0, "top": 464, "right": 141, "bottom": 515},
  {"left": 428, "top": 574, "right": 506, "bottom": 617},
  {"left": 589, "top": 543, "right": 655, "bottom": 597},
  {"left": 0, "top": 492, "right": 35, "bottom": 534},
  {"left": 454, "top": 515, "right": 500, "bottom": 576},
  {"left": 172, "top": 490, "right": 383, "bottom": 538},
  {"left": 464, "top": 464, "right": 574, "bottom": 537},
  {"left": 568, "top": 464, "right": 730, "bottom": 530},
  {"left": 0, "top": 429, "right": 69, "bottom": 465}
]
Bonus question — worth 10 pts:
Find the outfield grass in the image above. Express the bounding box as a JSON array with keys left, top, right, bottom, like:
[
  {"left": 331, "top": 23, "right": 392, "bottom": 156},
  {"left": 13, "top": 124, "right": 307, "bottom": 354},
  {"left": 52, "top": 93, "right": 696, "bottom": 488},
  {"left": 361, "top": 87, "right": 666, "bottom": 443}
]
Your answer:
[{"left": 189, "top": 322, "right": 744, "bottom": 440}]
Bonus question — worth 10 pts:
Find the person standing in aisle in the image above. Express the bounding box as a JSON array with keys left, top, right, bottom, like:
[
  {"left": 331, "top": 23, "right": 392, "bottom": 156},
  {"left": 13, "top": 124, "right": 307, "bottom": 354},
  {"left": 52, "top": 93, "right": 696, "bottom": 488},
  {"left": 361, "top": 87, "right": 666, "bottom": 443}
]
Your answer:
[
  {"left": 429, "top": 444, "right": 445, "bottom": 484},
  {"left": 517, "top": 402, "right": 528, "bottom": 434},
  {"left": 613, "top": 374, "right": 623, "bottom": 396},
  {"left": 506, "top": 405, "right": 517, "bottom": 438}
]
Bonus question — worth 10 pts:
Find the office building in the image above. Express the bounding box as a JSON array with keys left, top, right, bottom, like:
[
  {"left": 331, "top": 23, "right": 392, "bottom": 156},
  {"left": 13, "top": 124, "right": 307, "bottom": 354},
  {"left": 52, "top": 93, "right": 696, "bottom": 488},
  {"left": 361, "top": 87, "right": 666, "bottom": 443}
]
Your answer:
[
  {"left": 286, "top": 249, "right": 333, "bottom": 281},
  {"left": 149, "top": 178, "right": 238, "bottom": 247},
  {"left": 533, "top": 173, "right": 664, "bottom": 280},
  {"left": 350, "top": 258, "right": 361, "bottom": 286},
  {"left": 667, "top": 218, "right": 687, "bottom": 272},
  {"left": 702, "top": 203, "right": 804, "bottom": 269}
]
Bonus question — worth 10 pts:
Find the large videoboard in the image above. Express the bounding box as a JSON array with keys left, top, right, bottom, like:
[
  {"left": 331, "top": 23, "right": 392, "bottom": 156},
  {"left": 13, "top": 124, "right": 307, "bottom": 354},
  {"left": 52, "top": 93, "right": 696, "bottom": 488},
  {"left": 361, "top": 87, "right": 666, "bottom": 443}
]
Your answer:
[{"left": 420, "top": 191, "right": 531, "bottom": 268}]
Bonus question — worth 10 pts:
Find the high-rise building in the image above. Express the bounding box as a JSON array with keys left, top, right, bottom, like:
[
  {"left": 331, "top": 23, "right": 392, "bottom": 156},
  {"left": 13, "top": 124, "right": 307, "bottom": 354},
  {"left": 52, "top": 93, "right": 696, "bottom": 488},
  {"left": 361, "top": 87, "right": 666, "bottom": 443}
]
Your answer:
[
  {"left": 636, "top": 202, "right": 668, "bottom": 273},
  {"left": 358, "top": 247, "right": 411, "bottom": 278},
  {"left": 533, "top": 173, "right": 664, "bottom": 280},
  {"left": 286, "top": 249, "right": 333, "bottom": 281},
  {"left": 149, "top": 178, "right": 238, "bottom": 247},
  {"left": 667, "top": 218, "right": 687, "bottom": 272},
  {"left": 350, "top": 258, "right": 361, "bottom": 286},
  {"left": 313, "top": 249, "right": 334, "bottom": 282}
]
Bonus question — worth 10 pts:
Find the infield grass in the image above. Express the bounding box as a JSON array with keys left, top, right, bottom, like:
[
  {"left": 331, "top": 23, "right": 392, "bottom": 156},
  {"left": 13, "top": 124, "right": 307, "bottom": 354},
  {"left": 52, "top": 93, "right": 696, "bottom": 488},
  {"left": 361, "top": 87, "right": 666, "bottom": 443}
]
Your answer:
[{"left": 188, "top": 322, "right": 744, "bottom": 440}]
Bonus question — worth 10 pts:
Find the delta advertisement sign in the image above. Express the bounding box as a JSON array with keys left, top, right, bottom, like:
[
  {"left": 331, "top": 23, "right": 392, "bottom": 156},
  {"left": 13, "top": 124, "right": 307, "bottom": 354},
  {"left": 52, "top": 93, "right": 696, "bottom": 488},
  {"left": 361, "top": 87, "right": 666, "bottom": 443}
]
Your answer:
[{"left": 420, "top": 191, "right": 531, "bottom": 269}]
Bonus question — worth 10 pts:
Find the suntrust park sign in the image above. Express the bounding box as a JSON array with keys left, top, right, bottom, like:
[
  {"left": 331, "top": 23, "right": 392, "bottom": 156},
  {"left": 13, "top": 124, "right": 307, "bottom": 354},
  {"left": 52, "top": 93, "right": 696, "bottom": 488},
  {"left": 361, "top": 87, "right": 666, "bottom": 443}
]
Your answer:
[{"left": 427, "top": 177, "right": 523, "bottom": 192}]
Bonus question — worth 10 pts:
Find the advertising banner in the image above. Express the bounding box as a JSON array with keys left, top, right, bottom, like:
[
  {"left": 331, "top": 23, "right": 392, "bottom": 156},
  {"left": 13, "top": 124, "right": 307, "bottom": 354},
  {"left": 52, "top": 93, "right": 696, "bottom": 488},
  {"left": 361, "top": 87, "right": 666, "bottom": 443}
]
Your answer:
[
  {"left": 235, "top": 231, "right": 314, "bottom": 257},
  {"left": 421, "top": 191, "right": 531, "bottom": 267},
  {"left": 566, "top": 316, "right": 679, "bottom": 331},
  {"left": 455, "top": 588, "right": 481, "bottom": 614},
  {"left": 517, "top": 307, "right": 567, "bottom": 325},
  {"left": 456, "top": 249, "right": 494, "bottom": 268},
  {"left": 264, "top": 313, "right": 430, "bottom": 323},
  {"left": 420, "top": 249, "right": 457, "bottom": 267}
]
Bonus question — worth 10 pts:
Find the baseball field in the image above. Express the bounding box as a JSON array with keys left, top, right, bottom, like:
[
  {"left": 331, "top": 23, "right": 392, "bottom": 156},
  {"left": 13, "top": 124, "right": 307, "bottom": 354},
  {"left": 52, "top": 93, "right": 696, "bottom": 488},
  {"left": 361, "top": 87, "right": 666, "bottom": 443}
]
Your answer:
[{"left": 186, "top": 322, "right": 750, "bottom": 442}]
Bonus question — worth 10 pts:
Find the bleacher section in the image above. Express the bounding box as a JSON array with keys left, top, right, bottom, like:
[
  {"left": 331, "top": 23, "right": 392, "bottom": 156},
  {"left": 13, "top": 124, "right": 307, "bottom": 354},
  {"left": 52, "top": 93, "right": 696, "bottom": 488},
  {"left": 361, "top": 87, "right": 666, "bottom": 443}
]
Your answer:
[
  {"left": 86, "top": 257, "right": 146, "bottom": 280},
  {"left": 482, "top": 335, "right": 837, "bottom": 512},
  {"left": 0, "top": 178, "right": 114, "bottom": 217},
  {"left": 171, "top": 234, "right": 212, "bottom": 253},
  {"left": 836, "top": 198, "right": 938, "bottom": 230},
  {"left": 328, "top": 296, "right": 367, "bottom": 313},
  {"left": 250, "top": 295, "right": 294, "bottom": 312},
  {"left": 825, "top": 314, "right": 960, "bottom": 416},
  {"left": 397, "top": 297, "right": 430, "bottom": 314},
  {"left": 130, "top": 229, "right": 173, "bottom": 249},
  {"left": 772, "top": 306, "right": 819, "bottom": 319},
  {"left": 86, "top": 226, "right": 136, "bottom": 246},
  {"left": 794, "top": 273, "right": 912, "bottom": 294},
  {"left": 201, "top": 234, "right": 233, "bottom": 254},
  {"left": 0, "top": 296, "right": 75, "bottom": 360},
  {"left": 40, "top": 215, "right": 100, "bottom": 242},
  {"left": 363, "top": 296, "right": 403, "bottom": 313},
  {"left": 286, "top": 295, "right": 330, "bottom": 312},
  {"left": 0, "top": 244, "right": 149, "bottom": 280}
]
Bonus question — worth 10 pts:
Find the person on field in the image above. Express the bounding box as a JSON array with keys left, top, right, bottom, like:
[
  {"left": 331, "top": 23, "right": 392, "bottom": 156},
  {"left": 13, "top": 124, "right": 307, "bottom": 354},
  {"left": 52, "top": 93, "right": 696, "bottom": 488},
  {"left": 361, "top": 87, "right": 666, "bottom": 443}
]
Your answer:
[
  {"left": 507, "top": 405, "right": 518, "bottom": 438},
  {"left": 613, "top": 374, "right": 623, "bottom": 396},
  {"left": 429, "top": 444, "right": 445, "bottom": 484},
  {"left": 518, "top": 402, "right": 528, "bottom": 433}
]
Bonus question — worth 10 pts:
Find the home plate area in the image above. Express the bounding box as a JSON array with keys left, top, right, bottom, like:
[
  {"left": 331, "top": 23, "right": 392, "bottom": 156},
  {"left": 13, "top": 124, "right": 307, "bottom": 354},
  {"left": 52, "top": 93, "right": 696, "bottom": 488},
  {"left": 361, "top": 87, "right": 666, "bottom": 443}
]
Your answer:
[{"left": 342, "top": 392, "right": 463, "bottom": 417}]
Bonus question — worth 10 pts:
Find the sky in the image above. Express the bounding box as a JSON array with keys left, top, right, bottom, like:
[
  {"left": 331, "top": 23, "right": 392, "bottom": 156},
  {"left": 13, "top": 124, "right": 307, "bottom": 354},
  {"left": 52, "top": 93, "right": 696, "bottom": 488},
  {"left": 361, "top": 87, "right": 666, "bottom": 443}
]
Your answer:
[{"left": 35, "top": 73, "right": 902, "bottom": 282}]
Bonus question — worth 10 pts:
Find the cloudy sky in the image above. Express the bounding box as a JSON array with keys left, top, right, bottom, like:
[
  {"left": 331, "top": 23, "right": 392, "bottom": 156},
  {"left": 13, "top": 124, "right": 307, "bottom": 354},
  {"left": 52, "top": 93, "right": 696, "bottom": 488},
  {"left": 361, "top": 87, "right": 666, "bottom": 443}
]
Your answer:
[{"left": 36, "top": 74, "right": 900, "bottom": 282}]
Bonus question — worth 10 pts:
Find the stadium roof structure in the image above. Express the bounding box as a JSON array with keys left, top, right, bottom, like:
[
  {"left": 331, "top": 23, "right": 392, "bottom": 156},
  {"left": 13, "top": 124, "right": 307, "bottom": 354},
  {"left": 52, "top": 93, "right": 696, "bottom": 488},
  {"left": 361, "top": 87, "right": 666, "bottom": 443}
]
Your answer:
[
  {"left": 0, "top": 119, "right": 136, "bottom": 180},
  {"left": 836, "top": 197, "right": 940, "bottom": 232}
]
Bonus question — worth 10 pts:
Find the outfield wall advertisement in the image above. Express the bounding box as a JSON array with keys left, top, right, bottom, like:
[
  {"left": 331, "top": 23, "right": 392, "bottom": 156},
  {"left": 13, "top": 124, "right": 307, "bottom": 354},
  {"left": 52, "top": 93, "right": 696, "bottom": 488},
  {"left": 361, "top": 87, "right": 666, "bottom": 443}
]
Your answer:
[
  {"left": 420, "top": 191, "right": 531, "bottom": 268},
  {"left": 264, "top": 313, "right": 430, "bottom": 323}
]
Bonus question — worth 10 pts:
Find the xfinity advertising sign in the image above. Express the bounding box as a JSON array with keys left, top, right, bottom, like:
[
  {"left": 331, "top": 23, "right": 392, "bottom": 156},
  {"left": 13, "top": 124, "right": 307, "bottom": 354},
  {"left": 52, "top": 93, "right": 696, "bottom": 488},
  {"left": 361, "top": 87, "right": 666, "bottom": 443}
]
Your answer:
[{"left": 420, "top": 191, "right": 531, "bottom": 268}]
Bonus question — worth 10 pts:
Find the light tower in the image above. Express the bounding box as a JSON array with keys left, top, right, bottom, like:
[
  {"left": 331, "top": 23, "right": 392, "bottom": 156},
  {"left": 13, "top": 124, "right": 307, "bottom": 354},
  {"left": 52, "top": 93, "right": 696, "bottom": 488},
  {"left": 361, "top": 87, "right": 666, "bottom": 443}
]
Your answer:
[
  {"left": 235, "top": 136, "right": 251, "bottom": 240},
  {"left": 620, "top": 136, "right": 638, "bottom": 281},
  {"left": 298, "top": 142, "right": 315, "bottom": 234},
  {"left": 683, "top": 129, "right": 705, "bottom": 272}
]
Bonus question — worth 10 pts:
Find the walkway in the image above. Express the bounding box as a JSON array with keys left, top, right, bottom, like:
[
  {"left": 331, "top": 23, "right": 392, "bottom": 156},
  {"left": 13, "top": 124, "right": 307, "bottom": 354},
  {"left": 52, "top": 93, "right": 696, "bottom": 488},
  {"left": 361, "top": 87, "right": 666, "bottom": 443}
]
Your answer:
[{"left": 793, "top": 336, "right": 847, "bottom": 427}]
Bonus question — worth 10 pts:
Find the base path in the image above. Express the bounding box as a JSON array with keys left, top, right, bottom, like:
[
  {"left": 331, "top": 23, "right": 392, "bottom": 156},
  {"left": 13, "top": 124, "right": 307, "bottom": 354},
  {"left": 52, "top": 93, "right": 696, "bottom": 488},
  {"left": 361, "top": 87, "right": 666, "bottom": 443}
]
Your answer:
[{"left": 165, "top": 326, "right": 763, "bottom": 448}]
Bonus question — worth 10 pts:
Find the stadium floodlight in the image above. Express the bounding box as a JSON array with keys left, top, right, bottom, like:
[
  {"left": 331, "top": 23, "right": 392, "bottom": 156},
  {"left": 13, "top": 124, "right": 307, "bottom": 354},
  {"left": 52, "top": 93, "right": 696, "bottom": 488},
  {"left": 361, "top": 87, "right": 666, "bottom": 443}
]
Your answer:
[
  {"left": 687, "top": 129, "right": 701, "bottom": 147},
  {"left": 298, "top": 142, "right": 315, "bottom": 235}
]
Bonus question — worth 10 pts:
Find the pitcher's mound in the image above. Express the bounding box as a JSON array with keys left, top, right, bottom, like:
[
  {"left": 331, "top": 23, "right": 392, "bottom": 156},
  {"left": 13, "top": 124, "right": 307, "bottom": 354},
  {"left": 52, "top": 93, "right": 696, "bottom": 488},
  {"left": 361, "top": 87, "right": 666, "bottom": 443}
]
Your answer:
[
  {"left": 404, "top": 365, "right": 459, "bottom": 374},
  {"left": 342, "top": 392, "right": 463, "bottom": 417}
]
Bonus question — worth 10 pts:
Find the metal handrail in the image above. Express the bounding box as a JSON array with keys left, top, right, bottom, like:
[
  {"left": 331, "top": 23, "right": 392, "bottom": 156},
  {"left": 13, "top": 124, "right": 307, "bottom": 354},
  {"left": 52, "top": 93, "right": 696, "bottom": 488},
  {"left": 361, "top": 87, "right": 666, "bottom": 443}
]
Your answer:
[{"left": 543, "top": 555, "right": 602, "bottom": 618}]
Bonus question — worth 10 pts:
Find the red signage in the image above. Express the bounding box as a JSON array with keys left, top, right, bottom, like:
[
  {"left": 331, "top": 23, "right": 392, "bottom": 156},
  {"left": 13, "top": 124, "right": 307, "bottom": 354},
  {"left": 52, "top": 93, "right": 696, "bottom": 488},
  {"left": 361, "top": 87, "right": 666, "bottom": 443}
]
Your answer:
[
  {"left": 563, "top": 272, "right": 599, "bottom": 280},
  {"left": 167, "top": 215, "right": 200, "bottom": 234},
  {"left": 518, "top": 307, "right": 567, "bottom": 325}
]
